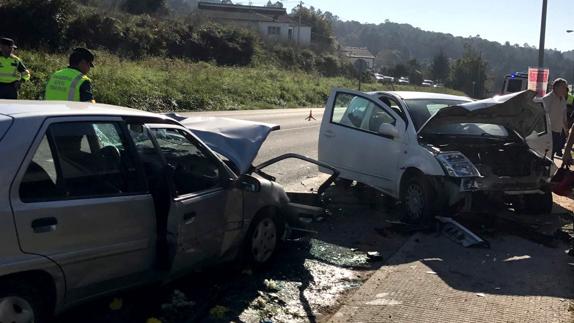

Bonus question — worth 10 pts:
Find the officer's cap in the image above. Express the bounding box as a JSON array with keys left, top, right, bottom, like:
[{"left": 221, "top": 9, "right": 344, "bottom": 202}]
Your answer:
[
  {"left": 71, "top": 47, "right": 95, "bottom": 67},
  {"left": 0, "top": 38, "right": 17, "bottom": 48}
]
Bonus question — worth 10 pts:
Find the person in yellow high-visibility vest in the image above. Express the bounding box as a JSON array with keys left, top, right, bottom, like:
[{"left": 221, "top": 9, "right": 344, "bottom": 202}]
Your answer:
[
  {"left": 0, "top": 37, "right": 30, "bottom": 99},
  {"left": 45, "top": 48, "right": 95, "bottom": 103}
]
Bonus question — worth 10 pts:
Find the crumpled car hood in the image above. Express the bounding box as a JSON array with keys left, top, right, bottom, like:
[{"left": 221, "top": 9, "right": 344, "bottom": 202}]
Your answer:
[
  {"left": 167, "top": 114, "right": 279, "bottom": 175},
  {"left": 419, "top": 90, "right": 545, "bottom": 139}
]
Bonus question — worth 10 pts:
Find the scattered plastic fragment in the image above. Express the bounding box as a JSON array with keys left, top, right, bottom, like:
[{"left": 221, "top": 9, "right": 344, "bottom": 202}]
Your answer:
[{"left": 476, "top": 293, "right": 486, "bottom": 297}]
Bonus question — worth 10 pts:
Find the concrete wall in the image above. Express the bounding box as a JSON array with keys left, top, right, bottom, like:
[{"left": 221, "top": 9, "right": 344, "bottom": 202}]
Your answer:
[{"left": 292, "top": 26, "right": 311, "bottom": 45}]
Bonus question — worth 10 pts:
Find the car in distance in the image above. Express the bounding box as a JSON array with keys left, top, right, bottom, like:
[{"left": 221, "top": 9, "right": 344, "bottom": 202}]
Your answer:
[{"left": 318, "top": 89, "right": 553, "bottom": 223}]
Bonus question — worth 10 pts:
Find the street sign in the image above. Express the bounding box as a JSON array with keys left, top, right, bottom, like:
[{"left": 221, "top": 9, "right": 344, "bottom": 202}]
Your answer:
[{"left": 528, "top": 67, "right": 549, "bottom": 97}]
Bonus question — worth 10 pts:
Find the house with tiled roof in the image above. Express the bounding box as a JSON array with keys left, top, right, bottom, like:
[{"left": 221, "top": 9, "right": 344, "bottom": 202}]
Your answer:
[
  {"left": 197, "top": 2, "right": 311, "bottom": 45},
  {"left": 341, "top": 47, "right": 376, "bottom": 69}
]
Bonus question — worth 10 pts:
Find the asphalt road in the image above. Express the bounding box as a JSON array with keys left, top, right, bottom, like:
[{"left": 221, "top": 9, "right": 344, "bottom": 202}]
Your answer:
[{"left": 181, "top": 108, "right": 325, "bottom": 185}]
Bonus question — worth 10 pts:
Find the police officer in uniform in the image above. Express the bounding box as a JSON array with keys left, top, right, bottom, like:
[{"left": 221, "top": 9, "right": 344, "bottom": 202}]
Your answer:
[
  {"left": 45, "top": 48, "right": 95, "bottom": 102},
  {"left": 0, "top": 37, "right": 30, "bottom": 99}
]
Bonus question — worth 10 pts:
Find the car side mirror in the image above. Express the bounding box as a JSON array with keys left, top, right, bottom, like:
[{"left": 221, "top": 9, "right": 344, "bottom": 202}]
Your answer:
[
  {"left": 236, "top": 175, "right": 261, "bottom": 193},
  {"left": 378, "top": 123, "right": 399, "bottom": 139}
]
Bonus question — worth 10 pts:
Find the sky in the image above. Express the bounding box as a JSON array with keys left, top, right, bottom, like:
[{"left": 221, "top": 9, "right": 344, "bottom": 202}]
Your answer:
[{"left": 250, "top": 0, "right": 573, "bottom": 52}]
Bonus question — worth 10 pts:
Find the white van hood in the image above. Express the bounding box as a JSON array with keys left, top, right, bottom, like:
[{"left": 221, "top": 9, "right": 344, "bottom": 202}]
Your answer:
[
  {"left": 171, "top": 115, "right": 279, "bottom": 175},
  {"left": 419, "top": 90, "right": 545, "bottom": 139}
]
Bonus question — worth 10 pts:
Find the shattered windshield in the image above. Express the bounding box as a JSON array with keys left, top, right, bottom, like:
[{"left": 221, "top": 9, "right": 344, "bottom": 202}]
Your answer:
[{"left": 404, "top": 99, "right": 471, "bottom": 130}]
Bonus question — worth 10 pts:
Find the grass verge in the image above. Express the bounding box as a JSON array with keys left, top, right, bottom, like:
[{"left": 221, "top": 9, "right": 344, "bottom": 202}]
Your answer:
[{"left": 17, "top": 50, "right": 466, "bottom": 112}]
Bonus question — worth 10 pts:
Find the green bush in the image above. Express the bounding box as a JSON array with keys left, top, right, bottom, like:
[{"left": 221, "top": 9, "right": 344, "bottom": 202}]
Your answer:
[
  {"left": 0, "top": 0, "right": 77, "bottom": 50},
  {"left": 67, "top": 14, "right": 124, "bottom": 51}
]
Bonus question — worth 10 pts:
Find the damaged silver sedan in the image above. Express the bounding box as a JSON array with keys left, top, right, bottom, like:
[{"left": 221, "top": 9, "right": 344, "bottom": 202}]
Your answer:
[{"left": 0, "top": 102, "right": 336, "bottom": 323}]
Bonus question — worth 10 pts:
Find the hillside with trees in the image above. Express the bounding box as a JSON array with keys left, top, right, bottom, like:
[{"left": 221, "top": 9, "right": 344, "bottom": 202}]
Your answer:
[
  {"left": 0, "top": 0, "right": 463, "bottom": 110},
  {"left": 332, "top": 19, "right": 574, "bottom": 96}
]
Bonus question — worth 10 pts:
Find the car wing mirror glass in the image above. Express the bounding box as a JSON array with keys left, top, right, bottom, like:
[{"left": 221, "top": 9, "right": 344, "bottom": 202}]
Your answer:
[{"left": 378, "top": 123, "right": 399, "bottom": 138}]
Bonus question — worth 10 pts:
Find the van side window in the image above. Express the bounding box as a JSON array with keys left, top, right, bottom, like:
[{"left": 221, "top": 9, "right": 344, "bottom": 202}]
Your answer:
[{"left": 19, "top": 122, "right": 145, "bottom": 202}]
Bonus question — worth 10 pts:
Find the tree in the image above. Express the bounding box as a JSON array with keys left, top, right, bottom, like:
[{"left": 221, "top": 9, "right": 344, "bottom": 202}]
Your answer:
[
  {"left": 389, "top": 63, "right": 408, "bottom": 78},
  {"left": 121, "top": 0, "right": 167, "bottom": 14},
  {"left": 0, "top": 0, "right": 77, "bottom": 50},
  {"left": 265, "top": 0, "right": 282, "bottom": 7},
  {"left": 431, "top": 51, "right": 449, "bottom": 83},
  {"left": 290, "top": 5, "right": 335, "bottom": 51},
  {"left": 450, "top": 45, "right": 488, "bottom": 98},
  {"left": 407, "top": 59, "right": 423, "bottom": 85}
]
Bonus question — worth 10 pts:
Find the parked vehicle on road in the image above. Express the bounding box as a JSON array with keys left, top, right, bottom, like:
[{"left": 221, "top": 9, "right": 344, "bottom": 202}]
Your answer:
[
  {"left": 318, "top": 90, "right": 554, "bottom": 223},
  {"left": 0, "top": 101, "right": 336, "bottom": 323},
  {"left": 398, "top": 77, "right": 409, "bottom": 85},
  {"left": 501, "top": 72, "right": 528, "bottom": 94},
  {"left": 422, "top": 80, "right": 435, "bottom": 87}
]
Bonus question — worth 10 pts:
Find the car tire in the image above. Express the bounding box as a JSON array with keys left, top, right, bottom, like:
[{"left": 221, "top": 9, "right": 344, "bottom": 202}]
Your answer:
[
  {"left": 400, "top": 175, "right": 435, "bottom": 224},
  {"left": 517, "top": 188, "right": 553, "bottom": 215},
  {"left": 244, "top": 212, "right": 283, "bottom": 267},
  {"left": 0, "top": 279, "right": 49, "bottom": 323}
]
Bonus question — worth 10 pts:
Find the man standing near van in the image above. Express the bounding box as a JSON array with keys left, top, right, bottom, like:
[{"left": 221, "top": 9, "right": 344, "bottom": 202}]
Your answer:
[
  {"left": 0, "top": 37, "right": 30, "bottom": 99},
  {"left": 45, "top": 48, "right": 95, "bottom": 103},
  {"left": 543, "top": 78, "right": 569, "bottom": 158}
]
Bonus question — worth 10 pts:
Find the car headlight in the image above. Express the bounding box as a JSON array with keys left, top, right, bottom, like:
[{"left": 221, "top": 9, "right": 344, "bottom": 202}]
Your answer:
[{"left": 436, "top": 152, "right": 480, "bottom": 178}]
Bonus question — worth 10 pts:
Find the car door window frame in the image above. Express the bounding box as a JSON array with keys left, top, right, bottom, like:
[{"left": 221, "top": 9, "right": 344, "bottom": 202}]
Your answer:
[
  {"left": 14, "top": 116, "right": 149, "bottom": 204},
  {"left": 379, "top": 95, "right": 409, "bottom": 128},
  {"left": 146, "top": 124, "right": 233, "bottom": 200},
  {"left": 330, "top": 91, "right": 399, "bottom": 139}
]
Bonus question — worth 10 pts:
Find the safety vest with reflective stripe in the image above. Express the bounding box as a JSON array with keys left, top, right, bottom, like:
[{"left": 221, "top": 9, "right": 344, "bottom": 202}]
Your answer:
[
  {"left": 0, "top": 55, "right": 29, "bottom": 83},
  {"left": 45, "top": 68, "right": 91, "bottom": 101}
]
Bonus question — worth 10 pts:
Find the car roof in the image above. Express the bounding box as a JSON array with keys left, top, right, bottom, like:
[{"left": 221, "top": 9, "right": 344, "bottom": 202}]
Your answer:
[
  {"left": 0, "top": 100, "right": 170, "bottom": 121},
  {"left": 368, "top": 91, "right": 471, "bottom": 101}
]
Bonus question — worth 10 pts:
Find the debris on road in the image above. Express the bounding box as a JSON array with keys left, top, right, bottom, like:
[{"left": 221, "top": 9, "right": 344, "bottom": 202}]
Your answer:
[
  {"left": 263, "top": 279, "right": 281, "bottom": 292},
  {"left": 436, "top": 216, "right": 489, "bottom": 248},
  {"left": 366, "top": 251, "right": 384, "bottom": 262}
]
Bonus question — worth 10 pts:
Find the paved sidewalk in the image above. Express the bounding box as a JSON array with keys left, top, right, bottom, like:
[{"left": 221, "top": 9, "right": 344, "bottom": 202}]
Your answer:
[{"left": 329, "top": 233, "right": 574, "bottom": 323}]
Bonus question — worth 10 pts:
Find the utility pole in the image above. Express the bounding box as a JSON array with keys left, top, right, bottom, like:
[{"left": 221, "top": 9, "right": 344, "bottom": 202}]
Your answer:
[
  {"left": 538, "top": 0, "right": 548, "bottom": 68},
  {"left": 297, "top": 1, "right": 303, "bottom": 47}
]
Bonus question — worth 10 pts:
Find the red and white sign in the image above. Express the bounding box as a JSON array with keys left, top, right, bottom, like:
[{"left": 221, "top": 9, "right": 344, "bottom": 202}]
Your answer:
[{"left": 528, "top": 67, "right": 550, "bottom": 97}]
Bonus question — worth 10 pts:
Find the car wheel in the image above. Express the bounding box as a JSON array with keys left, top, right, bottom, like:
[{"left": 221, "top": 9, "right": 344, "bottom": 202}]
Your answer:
[
  {"left": 0, "top": 280, "right": 49, "bottom": 323},
  {"left": 245, "top": 213, "right": 282, "bottom": 266},
  {"left": 517, "top": 188, "right": 553, "bottom": 215},
  {"left": 400, "top": 175, "right": 435, "bottom": 224}
]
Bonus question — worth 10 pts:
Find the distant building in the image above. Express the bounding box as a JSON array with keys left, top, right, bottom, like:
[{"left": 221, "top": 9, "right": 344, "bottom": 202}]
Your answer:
[
  {"left": 341, "top": 47, "right": 376, "bottom": 70},
  {"left": 197, "top": 2, "right": 311, "bottom": 45}
]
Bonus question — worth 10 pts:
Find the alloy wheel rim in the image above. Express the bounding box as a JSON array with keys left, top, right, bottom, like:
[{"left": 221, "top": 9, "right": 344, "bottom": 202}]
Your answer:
[
  {"left": 251, "top": 218, "right": 277, "bottom": 263},
  {"left": 406, "top": 184, "right": 424, "bottom": 220},
  {"left": 0, "top": 296, "right": 35, "bottom": 323}
]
